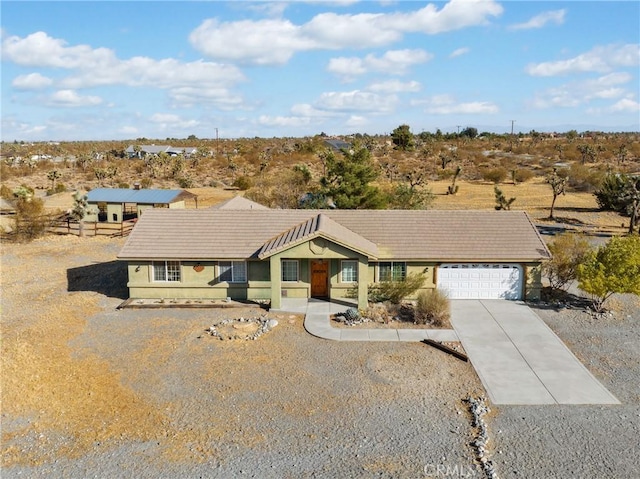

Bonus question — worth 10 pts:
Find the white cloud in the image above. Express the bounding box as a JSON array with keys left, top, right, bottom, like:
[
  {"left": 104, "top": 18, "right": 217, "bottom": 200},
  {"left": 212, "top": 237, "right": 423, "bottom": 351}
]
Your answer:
[
  {"left": 367, "top": 80, "right": 421, "bottom": 93},
  {"left": 149, "top": 113, "right": 199, "bottom": 130},
  {"left": 258, "top": 115, "right": 311, "bottom": 127},
  {"left": 118, "top": 126, "right": 138, "bottom": 135},
  {"left": 609, "top": 98, "right": 640, "bottom": 113},
  {"left": 47, "top": 89, "right": 102, "bottom": 107},
  {"left": 2, "top": 32, "right": 246, "bottom": 107},
  {"left": 345, "top": 115, "right": 369, "bottom": 128},
  {"left": 316, "top": 90, "right": 398, "bottom": 112},
  {"left": 526, "top": 43, "right": 640, "bottom": 76},
  {"left": 414, "top": 94, "right": 498, "bottom": 114},
  {"left": 189, "top": 0, "right": 502, "bottom": 65},
  {"left": 327, "top": 49, "right": 432, "bottom": 80},
  {"left": 449, "top": 47, "right": 469, "bottom": 58},
  {"left": 531, "top": 72, "right": 634, "bottom": 109},
  {"left": 12, "top": 72, "right": 53, "bottom": 90},
  {"left": 509, "top": 9, "right": 566, "bottom": 31}
]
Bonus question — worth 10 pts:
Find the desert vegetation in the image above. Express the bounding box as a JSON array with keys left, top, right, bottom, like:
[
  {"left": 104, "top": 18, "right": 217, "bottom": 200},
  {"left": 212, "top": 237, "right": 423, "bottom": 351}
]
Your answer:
[{"left": 1, "top": 129, "right": 639, "bottom": 241}]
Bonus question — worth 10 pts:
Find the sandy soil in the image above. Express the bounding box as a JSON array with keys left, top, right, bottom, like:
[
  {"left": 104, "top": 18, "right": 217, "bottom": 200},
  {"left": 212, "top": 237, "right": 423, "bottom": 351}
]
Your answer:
[
  {"left": 1, "top": 234, "right": 638, "bottom": 478},
  {"left": 1, "top": 236, "right": 483, "bottom": 477}
]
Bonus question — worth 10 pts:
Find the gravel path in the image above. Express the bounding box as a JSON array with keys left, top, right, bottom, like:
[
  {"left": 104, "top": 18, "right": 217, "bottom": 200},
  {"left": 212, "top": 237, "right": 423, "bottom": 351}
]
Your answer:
[{"left": 2, "top": 236, "right": 638, "bottom": 478}]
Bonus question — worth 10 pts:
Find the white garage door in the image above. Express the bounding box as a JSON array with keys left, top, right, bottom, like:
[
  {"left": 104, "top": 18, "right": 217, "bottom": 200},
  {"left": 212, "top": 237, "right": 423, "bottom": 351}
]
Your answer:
[{"left": 437, "top": 264, "right": 522, "bottom": 300}]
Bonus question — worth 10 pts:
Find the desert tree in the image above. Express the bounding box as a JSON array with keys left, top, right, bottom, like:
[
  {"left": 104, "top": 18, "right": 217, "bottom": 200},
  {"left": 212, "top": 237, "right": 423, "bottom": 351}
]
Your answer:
[
  {"left": 320, "top": 145, "right": 387, "bottom": 209},
  {"left": 47, "top": 169, "right": 62, "bottom": 190},
  {"left": 494, "top": 186, "right": 516, "bottom": 210},
  {"left": 546, "top": 168, "right": 567, "bottom": 219},
  {"left": 69, "top": 191, "right": 95, "bottom": 237},
  {"left": 447, "top": 166, "right": 462, "bottom": 195},
  {"left": 577, "top": 235, "right": 640, "bottom": 312},
  {"left": 543, "top": 233, "right": 593, "bottom": 291},
  {"left": 391, "top": 124, "right": 414, "bottom": 151}
]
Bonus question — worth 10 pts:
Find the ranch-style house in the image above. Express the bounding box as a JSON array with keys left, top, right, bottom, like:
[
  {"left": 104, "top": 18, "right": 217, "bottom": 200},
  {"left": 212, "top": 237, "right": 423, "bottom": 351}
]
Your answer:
[{"left": 117, "top": 202, "right": 551, "bottom": 309}]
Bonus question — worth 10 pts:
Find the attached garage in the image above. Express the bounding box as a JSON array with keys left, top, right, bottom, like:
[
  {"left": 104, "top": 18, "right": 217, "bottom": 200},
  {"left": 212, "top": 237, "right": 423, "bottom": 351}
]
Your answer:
[{"left": 437, "top": 264, "right": 523, "bottom": 300}]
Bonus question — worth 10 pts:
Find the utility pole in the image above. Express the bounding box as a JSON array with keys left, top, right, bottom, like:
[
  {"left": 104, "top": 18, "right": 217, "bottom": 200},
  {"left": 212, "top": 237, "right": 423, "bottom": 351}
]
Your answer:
[
  {"left": 509, "top": 120, "right": 516, "bottom": 152},
  {"left": 456, "top": 125, "right": 461, "bottom": 135}
]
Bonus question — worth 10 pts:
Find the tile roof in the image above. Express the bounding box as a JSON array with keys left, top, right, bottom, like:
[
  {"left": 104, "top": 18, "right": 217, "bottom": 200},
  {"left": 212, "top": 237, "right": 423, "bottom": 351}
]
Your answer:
[
  {"left": 87, "top": 188, "right": 192, "bottom": 204},
  {"left": 210, "top": 196, "right": 270, "bottom": 210},
  {"left": 257, "top": 213, "right": 378, "bottom": 259},
  {"left": 118, "top": 209, "right": 551, "bottom": 262}
]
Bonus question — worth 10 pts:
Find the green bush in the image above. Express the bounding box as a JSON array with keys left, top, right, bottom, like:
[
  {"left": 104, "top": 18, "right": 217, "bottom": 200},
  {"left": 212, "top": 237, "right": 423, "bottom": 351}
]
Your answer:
[
  {"left": 232, "top": 175, "right": 253, "bottom": 191},
  {"left": 118, "top": 182, "right": 130, "bottom": 189},
  {"left": 367, "top": 273, "right": 425, "bottom": 304},
  {"left": 414, "top": 289, "right": 450, "bottom": 326},
  {"left": 481, "top": 167, "right": 508, "bottom": 184},
  {"left": 177, "top": 176, "right": 194, "bottom": 188},
  {"left": 140, "top": 178, "right": 153, "bottom": 189},
  {"left": 543, "top": 233, "right": 593, "bottom": 291}
]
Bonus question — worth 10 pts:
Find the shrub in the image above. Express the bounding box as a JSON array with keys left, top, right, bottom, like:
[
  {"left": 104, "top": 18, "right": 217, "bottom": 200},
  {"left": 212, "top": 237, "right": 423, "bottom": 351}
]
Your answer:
[
  {"left": 177, "top": 176, "right": 194, "bottom": 188},
  {"left": 118, "top": 182, "right": 130, "bottom": 189},
  {"left": 140, "top": 178, "right": 153, "bottom": 189},
  {"left": 415, "top": 289, "right": 450, "bottom": 326},
  {"left": 543, "top": 233, "right": 593, "bottom": 291},
  {"left": 0, "top": 184, "right": 13, "bottom": 199},
  {"left": 577, "top": 235, "right": 640, "bottom": 312},
  {"left": 232, "top": 175, "right": 253, "bottom": 190},
  {"left": 514, "top": 168, "right": 534, "bottom": 183},
  {"left": 367, "top": 273, "right": 426, "bottom": 304},
  {"left": 481, "top": 167, "right": 508, "bottom": 184},
  {"left": 12, "top": 196, "right": 50, "bottom": 241},
  {"left": 568, "top": 163, "right": 605, "bottom": 192}
]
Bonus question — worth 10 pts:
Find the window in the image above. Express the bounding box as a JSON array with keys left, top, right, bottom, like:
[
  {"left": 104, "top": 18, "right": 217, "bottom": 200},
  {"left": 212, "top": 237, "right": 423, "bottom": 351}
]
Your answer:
[
  {"left": 282, "top": 260, "right": 299, "bottom": 282},
  {"left": 219, "top": 261, "right": 247, "bottom": 283},
  {"left": 378, "top": 262, "right": 406, "bottom": 282},
  {"left": 341, "top": 260, "right": 358, "bottom": 283},
  {"left": 153, "top": 261, "right": 181, "bottom": 282}
]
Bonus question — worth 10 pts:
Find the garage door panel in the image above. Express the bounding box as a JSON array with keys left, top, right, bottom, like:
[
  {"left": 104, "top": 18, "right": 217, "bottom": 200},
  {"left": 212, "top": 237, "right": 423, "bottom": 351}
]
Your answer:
[{"left": 438, "top": 264, "right": 522, "bottom": 300}]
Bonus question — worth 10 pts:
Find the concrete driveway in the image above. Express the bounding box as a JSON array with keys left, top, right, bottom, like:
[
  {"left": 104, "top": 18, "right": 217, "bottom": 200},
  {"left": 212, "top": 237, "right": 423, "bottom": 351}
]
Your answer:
[{"left": 451, "top": 300, "right": 620, "bottom": 405}]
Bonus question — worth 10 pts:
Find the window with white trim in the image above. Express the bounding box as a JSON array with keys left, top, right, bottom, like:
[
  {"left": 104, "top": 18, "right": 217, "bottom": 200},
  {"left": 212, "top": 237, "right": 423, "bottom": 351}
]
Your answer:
[
  {"left": 153, "top": 261, "right": 181, "bottom": 282},
  {"left": 378, "top": 262, "right": 406, "bottom": 282},
  {"left": 341, "top": 260, "right": 358, "bottom": 283},
  {"left": 282, "top": 260, "right": 299, "bottom": 282},
  {"left": 219, "top": 261, "right": 247, "bottom": 283}
]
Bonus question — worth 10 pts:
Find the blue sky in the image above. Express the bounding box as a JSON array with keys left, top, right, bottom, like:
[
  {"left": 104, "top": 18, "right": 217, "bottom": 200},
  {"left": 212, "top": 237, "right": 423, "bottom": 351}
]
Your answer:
[{"left": 1, "top": 1, "right": 639, "bottom": 141}]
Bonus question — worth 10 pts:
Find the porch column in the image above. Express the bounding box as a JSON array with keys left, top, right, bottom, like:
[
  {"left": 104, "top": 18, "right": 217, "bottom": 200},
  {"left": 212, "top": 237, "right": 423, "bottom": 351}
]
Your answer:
[
  {"left": 357, "top": 259, "right": 368, "bottom": 310},
  {"left": 270, "top": 256, "right": 282, "bottom": 309}
]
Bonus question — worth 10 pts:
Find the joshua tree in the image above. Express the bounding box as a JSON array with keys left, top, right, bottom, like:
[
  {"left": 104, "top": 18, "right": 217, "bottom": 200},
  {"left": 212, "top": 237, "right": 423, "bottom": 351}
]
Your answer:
[
  {"left": 69, "top": 191, "right": 92, "bottom": 237},
  {"left": 447, "top": 166, "right": 461, "bottom": 195},
  {"left": 47, "top": 170, "right": 62, "bottom": 190},
  {"left": 494, "top": 186, "right": 516, "bottom": 210},
  {"left": 546, "top": 168, "right": 567, "bottom": 220}
]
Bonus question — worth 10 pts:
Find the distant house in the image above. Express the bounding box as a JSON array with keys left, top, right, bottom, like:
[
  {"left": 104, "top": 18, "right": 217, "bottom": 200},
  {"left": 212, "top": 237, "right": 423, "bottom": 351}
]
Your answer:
[
  {"left": 85, "top": 188, "right": 197, "bottom": 223},
  {"left": 324, "top": 139, "right": 352, "bottom": 152},
  {"left": 210, "top": 196, "right": 271, "bottom": 210},
  {"left": 118, "top": 209, "right": 550, "bottom": 309},
  {"left": 125, "top": 145, "right": 198, "bottom": 159}
]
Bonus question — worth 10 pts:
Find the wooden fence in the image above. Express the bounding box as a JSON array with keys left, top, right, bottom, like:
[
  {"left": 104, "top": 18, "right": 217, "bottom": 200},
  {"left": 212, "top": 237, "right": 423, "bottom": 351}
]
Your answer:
[{"left": 48, "top": 218, "right": 136, "bottom": 237}]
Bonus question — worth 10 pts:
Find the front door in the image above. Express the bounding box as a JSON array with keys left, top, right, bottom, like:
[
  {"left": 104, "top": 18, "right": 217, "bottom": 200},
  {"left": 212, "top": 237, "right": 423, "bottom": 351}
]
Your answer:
[{"left": 311, "top": 260, "right": 329, "bottom": 297}]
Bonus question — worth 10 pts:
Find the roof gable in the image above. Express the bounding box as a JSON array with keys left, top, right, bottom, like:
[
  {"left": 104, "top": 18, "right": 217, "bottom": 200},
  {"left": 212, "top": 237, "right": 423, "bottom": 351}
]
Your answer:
[
  {"left": 257, "top": 213, "right": 378, "bottom": 259},
  {"left": 118, "top": 209, "right": 551, "bottom": 262},
  {"left": 87, "top": 188, "right": 187, "bottom": 204}
]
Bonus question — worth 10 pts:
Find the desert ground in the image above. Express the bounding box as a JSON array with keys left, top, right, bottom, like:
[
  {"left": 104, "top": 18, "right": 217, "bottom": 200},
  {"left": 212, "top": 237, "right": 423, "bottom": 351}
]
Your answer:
[{"left": 1, "top": 228, "right": 639, "bottom": 478}]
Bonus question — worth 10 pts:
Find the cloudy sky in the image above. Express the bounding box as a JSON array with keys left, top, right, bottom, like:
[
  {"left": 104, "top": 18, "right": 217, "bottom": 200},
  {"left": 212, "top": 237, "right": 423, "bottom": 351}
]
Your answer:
[{"left": 1, "top": 1, "right": 639, "bottom": 141}]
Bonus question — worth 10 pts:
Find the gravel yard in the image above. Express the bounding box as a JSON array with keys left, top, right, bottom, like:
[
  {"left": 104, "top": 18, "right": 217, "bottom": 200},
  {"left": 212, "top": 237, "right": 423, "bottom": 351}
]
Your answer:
[{"left": 1, "top": 235, "right": 638, "bottom": 478}]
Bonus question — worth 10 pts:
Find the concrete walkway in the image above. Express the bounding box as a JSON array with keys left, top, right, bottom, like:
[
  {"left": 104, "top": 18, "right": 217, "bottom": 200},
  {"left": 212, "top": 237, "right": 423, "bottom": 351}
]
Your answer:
[
  {"left": 450, "top": 300, "right": 620, "bottom": 405},
  {"left": 274, "top": 298, "right": 459, "bottom": 342}
]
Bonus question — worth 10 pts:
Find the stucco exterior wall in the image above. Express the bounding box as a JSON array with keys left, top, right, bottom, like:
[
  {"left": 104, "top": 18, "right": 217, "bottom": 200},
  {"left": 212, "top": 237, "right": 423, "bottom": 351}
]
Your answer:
[{"left": 524, "top": 263, "right": 543, "bottom": 301}]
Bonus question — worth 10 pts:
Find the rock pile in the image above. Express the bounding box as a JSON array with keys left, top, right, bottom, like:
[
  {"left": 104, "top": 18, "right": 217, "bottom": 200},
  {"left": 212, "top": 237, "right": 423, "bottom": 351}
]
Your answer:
[
  {"left": 465, "top": 396, "right": 499, "bottom": 479},
  {"left": 206, "top": 315, "right": 278, "bottom": 341}
]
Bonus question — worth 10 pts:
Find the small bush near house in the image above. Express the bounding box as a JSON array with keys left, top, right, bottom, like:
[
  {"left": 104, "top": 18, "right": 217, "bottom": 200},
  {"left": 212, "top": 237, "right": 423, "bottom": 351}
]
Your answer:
[
  {"left": 543, "top": 232, "right": 593, "bottom": 292},
  {"left": 140, "top": 178, "right": 153, "bottom": 189},
  {"left": 47, "top": 183, "right": 67, "bottom": 196},
  {"left": 414, "top": 289, "right": 450, "bottom": 327},
  {"left": 481, "top": 167, "right": 508, "bottom": 184},
  {"left": 367, "top": 273, "right": 426, "bottom": 304},
  {"left": 118, "top": 182, "right": 130, "bottom": 189}
]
